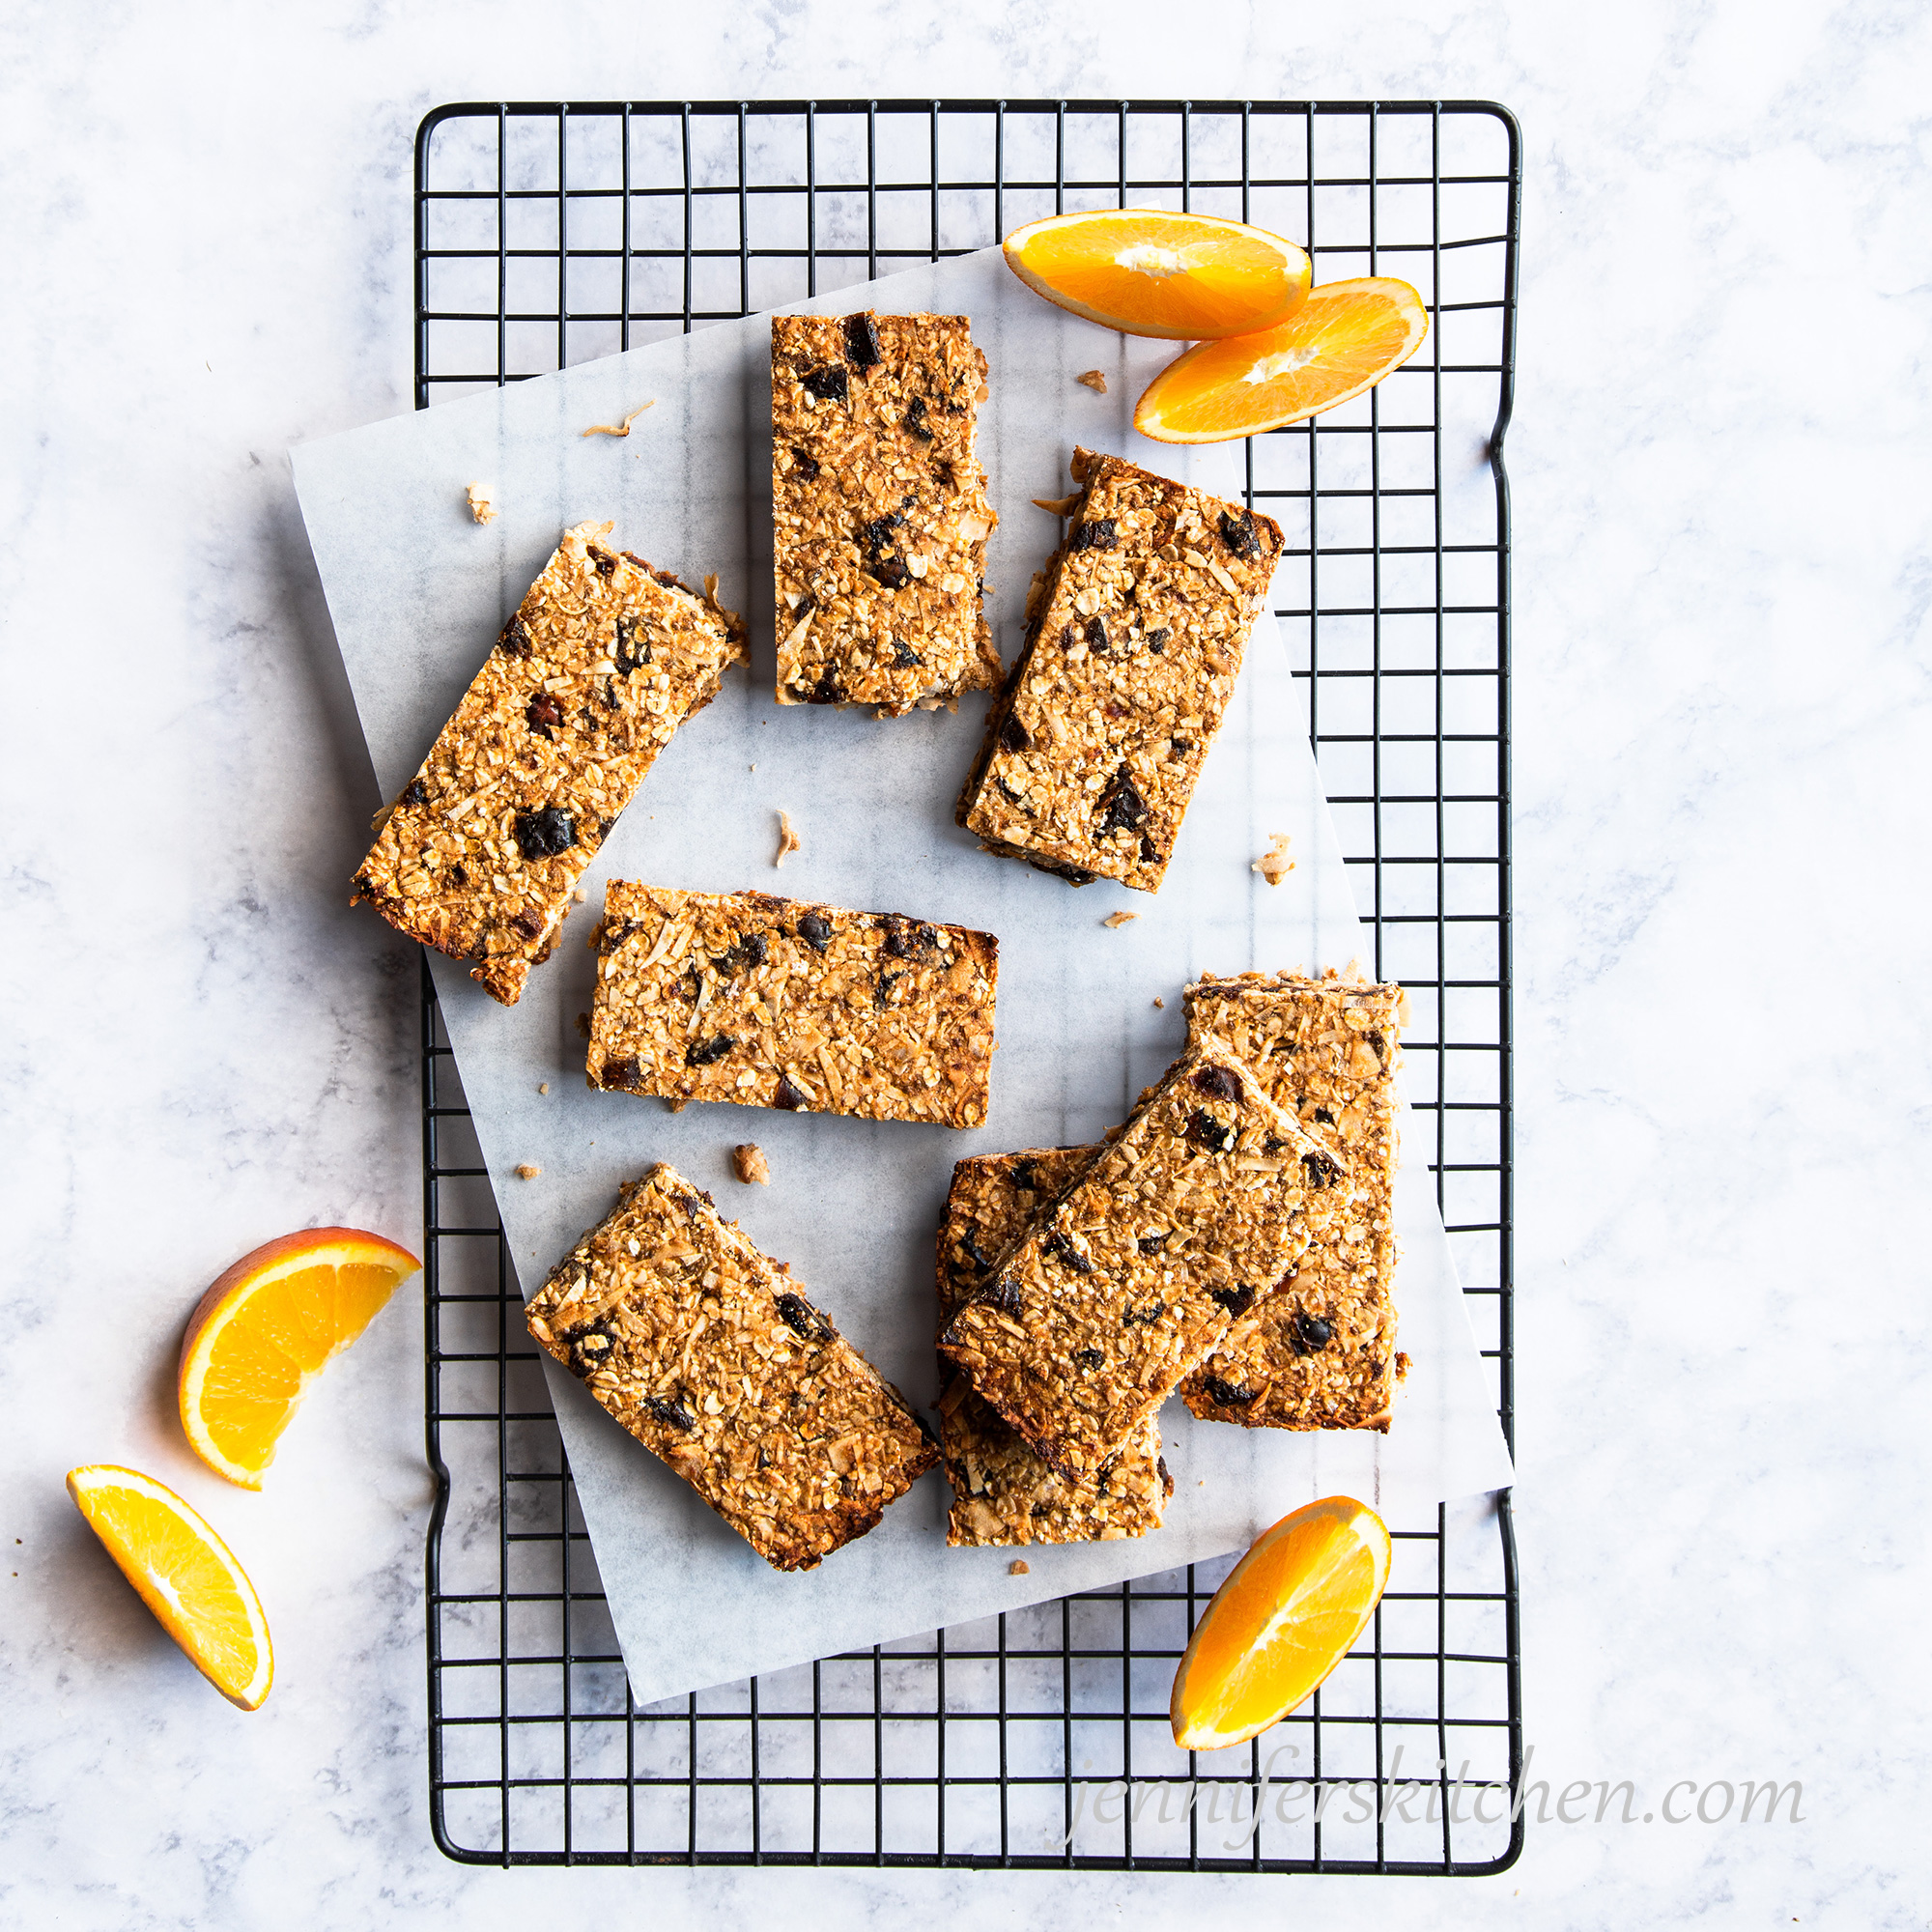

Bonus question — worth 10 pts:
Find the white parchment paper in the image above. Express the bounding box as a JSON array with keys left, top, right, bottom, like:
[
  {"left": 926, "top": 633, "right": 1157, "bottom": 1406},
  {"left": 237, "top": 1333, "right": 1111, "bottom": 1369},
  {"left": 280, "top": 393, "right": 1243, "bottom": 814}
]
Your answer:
[{"left": 291, "top": 248, "right": 1514, "bottom": 1708}]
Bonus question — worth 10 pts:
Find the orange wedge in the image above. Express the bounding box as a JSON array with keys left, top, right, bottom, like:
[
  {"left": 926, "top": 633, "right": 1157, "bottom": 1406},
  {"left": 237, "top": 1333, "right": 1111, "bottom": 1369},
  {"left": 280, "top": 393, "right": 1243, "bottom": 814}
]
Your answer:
[
  {"left": 1170, "top": 1495, "right": 1391, "bottom": 1750},
  {"left": 1134, "top": 277, "right": 1430, "bottom": 443},
  {"left": 178, "top": 1227, "right": 420, "bottom": 1488},
  {"left": 67, "top": 1464, "right": 274, "bottom": 1710},
  {"left": 1004, "top": 208, "right": 1312, "bottom": 340}
]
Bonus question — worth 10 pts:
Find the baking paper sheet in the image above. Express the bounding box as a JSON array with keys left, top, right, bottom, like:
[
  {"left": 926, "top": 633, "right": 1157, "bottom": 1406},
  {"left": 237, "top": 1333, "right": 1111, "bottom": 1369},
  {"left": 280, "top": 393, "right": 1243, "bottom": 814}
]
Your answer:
[{"left": 291, "top": 248, "right": 1514, "bottom": 1707}]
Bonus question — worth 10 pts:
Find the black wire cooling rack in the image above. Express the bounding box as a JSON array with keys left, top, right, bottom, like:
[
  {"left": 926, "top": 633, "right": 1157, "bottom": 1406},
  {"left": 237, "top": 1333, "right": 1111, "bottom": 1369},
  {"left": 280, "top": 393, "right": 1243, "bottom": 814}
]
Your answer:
[{"left": 413, "top": 98, "right": 1520, "bottom": 1873}]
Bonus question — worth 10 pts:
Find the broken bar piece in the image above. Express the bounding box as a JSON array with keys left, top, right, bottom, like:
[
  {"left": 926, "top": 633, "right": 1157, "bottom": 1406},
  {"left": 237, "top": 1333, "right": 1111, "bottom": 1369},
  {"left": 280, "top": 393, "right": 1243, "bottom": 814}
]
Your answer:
[
  {"left": 937, "top": 1042, "right": 1343, "bottom": 1480},
  {"left": 936, "top": 1149, "right": 1173, "bottom": 1547},
  {"left": 772, "top": 310, "right": 1000, "bottom": 715},
  {"left": 1179, "top": 972, "right": 1408, "bottom": 1432},
  {"left": 525, "top": 1165, "right": 938, "bottom": 1573},
  {"left": 586, "top": 883, "right": 998, "bottom": 1127},
  {"left": 956, "top": 447, "right": 1283, "bottom": 891},
  {"left": 352, "top": 521, "right": 746, "bottom": 1006}
]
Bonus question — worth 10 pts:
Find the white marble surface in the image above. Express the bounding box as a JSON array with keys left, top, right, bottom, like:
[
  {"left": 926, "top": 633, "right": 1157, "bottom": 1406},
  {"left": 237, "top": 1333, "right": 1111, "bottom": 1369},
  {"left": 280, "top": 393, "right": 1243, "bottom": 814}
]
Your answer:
[{"left": 2, "top": 1, "right": 1927, "bottom": 1925}]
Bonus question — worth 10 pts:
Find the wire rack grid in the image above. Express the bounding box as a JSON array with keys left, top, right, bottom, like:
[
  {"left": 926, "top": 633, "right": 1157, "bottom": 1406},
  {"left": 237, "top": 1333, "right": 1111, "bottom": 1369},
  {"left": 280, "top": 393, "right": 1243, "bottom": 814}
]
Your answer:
[{"left": 413, "top": 97, "right": 1520, "bottom": 1875}]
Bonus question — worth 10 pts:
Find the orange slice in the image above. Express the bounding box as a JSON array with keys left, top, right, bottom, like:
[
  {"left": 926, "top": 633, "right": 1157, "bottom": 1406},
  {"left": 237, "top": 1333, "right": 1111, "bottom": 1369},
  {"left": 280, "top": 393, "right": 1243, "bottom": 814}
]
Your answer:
[
  {"left": 178, "top": 1227, "right": 420, "bottom": 1488},
  {"left": 1004, "top": 208, "right": 1312, "bottom": 340},
  {"left": 1133, "top": 277, "right": 1430, "bottom": 443},
  {"left": 1170, "top": 1495, "right": 1391, "bottom": 1750},
  {"left": 67, "top": 1464, "right": 273, "bottom": 1710}
]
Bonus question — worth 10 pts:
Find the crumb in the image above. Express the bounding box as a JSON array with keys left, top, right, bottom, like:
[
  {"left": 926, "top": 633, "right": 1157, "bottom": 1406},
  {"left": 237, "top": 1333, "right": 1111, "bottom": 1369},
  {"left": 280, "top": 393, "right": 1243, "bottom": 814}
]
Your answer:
[
  {"left": 667, "top": 1097, "right": 688, "bottom": 1114},
  {"left": 465, "top": 481, "right": 497, "bottom": 524},
  {"left": 582, "top": 402, "right": 655, "bottom": 438},
  {"left": 538, "top": 1082, "right": 550, "bottom": 1094},
  {"left": 1076, "top": 369, "right": 1108, "bottom": 393},
  {"left": 1102, "top": 910, "right": 1138, "bottom": 928},
  {"left": 733, "top": 1143, "right": 771, "bottom": 1185},
  {"left": 1253, "top": 832, "right": 1294, "bottom": 886},
  {"left": 575, "top": 1011, "right": 591, "bottom": 1039},
  {"left": 1152, "top": 996, "right": 1165, "bottom": 1009},
  {"left": 573, "top": 889, "right": 587, "bottom": 903},
  {"left": 515, "top": 1163, "right": 542, "bottom": 1179},
  {"left": 774, "top": 809, "right": 802, "bottom": 868},
  {"left": 749, "top": 763, "right": 756, "bottom": 772},
  {"left": 1031, "top": 492, "right": 1081, "bottom": 516},
  {"left": 1009, "top": 1559, "right": 1030, "bottom": 1576}
]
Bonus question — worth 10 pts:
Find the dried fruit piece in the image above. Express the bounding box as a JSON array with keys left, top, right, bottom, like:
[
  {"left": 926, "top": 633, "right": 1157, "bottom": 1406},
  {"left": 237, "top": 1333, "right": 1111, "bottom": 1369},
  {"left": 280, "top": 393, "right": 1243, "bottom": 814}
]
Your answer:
[
  {"left": 526, "top": 692, "right": 565, "bottom": 735},
  {"left": 775, "top": 1291, "right": 833, "bottom": 1342},
  {"left": 686, "top": 1033, "right": 736, "bottom": 1067},
  {"left": 1096, "top": 767, "right": 1148, "bottom": 838},
  {"left": 773, "top": 1073, "right": 810, "bottom": 1111},
  {"left": 841, "top": 312, "right": 883, "bottom": 368},
  {"left": 801, "top": 363, "right": 848, "bottom": 403},
  {"left": 797, "top": 912, "right": 834, "bottom": 951},
  {"left": 1203, "top": 1374, "right": 1255, "bottom": 1408},
  {"left": 1070, "top": 517, "right": 1117, "bottom": 553},
  {"left": 1292, "top": 1311, "right": 1333, "bottom": 1354},
  {"left": 515, "top": 807, "right": 576, "bottom": 860},
  {"left": 1192, "top": 1064, "right": 1244, "bottom": 1103}
]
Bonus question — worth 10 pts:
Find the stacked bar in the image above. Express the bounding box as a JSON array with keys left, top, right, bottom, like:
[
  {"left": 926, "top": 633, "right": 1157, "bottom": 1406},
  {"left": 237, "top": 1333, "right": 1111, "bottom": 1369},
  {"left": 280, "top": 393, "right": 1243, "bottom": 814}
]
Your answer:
[
  {"left": 956, "top": 448, "right": 1283, "bottom": 891},
  {"left": 526, "top": 1165, "right": 937, "bottom": 1572},
  {"left": 352, "top": 521, "right": 746, "bottom": 1006},
  {"left": 772, "top": 310, "right": 1000, "bottom": 715},
  {"left": 1180, "top": 973, "right": 1408, "bottom": 1431},
  {"left": 585, "top": 884, "right": 999, "bottom": 1128},
  {"left": 935, "top": 1150, "right": 1173, "bottom": 1547},
  {"left": 938, "top": 1042, "right": 1342, "bottom": 1483}
]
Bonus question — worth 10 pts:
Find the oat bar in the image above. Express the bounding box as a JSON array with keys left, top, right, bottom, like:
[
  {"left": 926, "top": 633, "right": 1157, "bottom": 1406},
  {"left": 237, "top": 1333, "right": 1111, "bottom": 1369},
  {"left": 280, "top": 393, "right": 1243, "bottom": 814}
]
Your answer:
[
  {"left": 352, "top": 522, "right": 746, "bottom": 1006},
  {"left": 772, "top": 311, "right": 1000, "bottom": 715},
  {"left": 1180, "top": 973, "right": 1407, "bottom": 1431},
  {"left": 936, "top": 1150, "right": 1173, "bottom": 1547},
  {"left": 955, "top": 448, "right": 1283, "bottom": 891},
  {"left": 586, "top": 883, "right": 998, "bottom": 1127},
  {"left": 526, "top": 1164, "right": 938, "bottom": 1572},
  {"left": 937, "top": 1043, "right": 1343, "bottom": 1480}
]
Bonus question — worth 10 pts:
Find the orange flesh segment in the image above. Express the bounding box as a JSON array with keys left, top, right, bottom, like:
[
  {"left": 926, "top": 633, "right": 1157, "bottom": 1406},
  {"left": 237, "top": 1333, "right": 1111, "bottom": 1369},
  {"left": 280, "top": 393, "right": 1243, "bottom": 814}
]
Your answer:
[
  {"left": 67, "top": 1465, "right": 273, "bottom": 1710},
  {"left": 180, "top": 1233, "right": 418, "bottom": 1486},
  {"left": 1006, "top": 209, "right": 1311, "bottom": 340},
  {"left": 1170, "top": 1496, "right": 1391, "bottom": 1749},
  {"left": 1134, "top": 278, "right": 1429, "bottom": 442}
]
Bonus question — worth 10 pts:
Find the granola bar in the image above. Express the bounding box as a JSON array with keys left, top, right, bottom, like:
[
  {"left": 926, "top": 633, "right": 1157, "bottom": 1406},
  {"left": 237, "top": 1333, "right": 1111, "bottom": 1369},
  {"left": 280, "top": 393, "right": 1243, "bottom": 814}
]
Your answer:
[
  {"left": 955, "top": 448, "right": 1283, "bottom": 891},
  {"left": 525, "top": 1164, "right": 938, "bottom": 1572},
  {"left": 772, "top": 311, "right": 1000, "bottom": 715},
  {"left": 1180, "top": 973, "right": 1408, "bottom": 1431},
  {"left": 352, "top": 522, "right": 746, "bottom": 1006},
  {"left": 937, "top": 1043, "right": 1343, "bottom": 1480},
  {"left": 586, "top": 883, "right": 998, "bottom": 1127},
  {"left": 936, "top": 1149, "right": 1173, "bottom": 1547}
]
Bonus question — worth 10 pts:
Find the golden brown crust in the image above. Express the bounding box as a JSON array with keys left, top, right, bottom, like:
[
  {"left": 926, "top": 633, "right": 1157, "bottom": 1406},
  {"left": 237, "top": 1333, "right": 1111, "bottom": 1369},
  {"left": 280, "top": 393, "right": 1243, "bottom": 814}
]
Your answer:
[
  {"left": 955, "top": 448, "right": 1282, "bottom": 892},
  {"left": 585, "top": 883, "right": 998, "bottom": 1128},
  {"left": 351, "top": 522, "right": 746, "bottom": 1006},
  {"left": 1179, "top": 972, "right": 1406, "bottom": 1431},
  {"left": 937, "top": 1043, "right": 1341, "bottom": 1480},
  {"left": 525, "top": 1164, "right": 938, "bottom": 1572},
  {"left": 936, "top": 1150, "right": 1172, "bottom": 1547},
  {"left": 772, "top": 312, "right": 1000, "bottom": 715}
]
